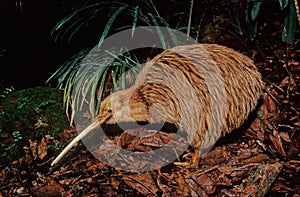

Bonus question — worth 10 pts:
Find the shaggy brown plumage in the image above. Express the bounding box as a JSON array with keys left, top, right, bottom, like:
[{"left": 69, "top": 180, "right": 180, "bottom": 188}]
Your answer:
[{"left": 51, "top": 44, "right": 264, "bottom": 166}]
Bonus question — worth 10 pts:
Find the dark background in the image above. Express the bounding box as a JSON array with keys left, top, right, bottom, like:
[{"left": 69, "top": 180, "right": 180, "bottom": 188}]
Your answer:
[{"left": 0, "top": 0, "right": 81, "bottom": 90}]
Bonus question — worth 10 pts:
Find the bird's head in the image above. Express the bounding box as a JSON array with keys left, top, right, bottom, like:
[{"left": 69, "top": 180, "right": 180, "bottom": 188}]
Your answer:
[{"left": 96, "top": 87, "right": 151, "bottom": 126}]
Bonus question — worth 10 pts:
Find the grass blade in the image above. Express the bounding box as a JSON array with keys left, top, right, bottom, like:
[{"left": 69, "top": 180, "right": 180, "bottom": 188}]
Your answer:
[
  {"left": 147, "top": 13, "right": 167, "bottom": 49},
  {"left": 98, "top": 5, "right": 128, "bottom": 48},
  {"left": 132, "top": 6, "right": 139, "bottom": 37}
]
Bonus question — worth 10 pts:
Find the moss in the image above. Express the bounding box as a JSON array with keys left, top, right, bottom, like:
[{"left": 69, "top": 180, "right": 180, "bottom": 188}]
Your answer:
[{"left": 0, "top": 86, "right": 70, "bottom": 164}]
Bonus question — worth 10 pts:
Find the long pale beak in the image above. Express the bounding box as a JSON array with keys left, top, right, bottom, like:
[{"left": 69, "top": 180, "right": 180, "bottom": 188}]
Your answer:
[{"left": 51, "top": 120, "right": 100, "bottom": 166}]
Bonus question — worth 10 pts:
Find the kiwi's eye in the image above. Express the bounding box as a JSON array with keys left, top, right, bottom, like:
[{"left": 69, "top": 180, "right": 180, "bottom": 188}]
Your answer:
[{"left": 108, "top": 109, "right": 112, "bottom": 113}]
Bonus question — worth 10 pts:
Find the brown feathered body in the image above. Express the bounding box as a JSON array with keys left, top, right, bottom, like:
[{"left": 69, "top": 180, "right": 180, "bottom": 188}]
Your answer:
[
  {"left": 99, "top": 44, "right": 264, "bottom": 152},
  {"left": 51, "top": 44, "right": 264, "bottom": 166}
]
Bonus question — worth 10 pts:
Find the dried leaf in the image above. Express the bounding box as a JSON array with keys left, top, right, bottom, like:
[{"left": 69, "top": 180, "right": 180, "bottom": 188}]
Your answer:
[
  {"left": 248, "top": 117, "right": 266, "bottom": 141},
  {"left": 117, "top": 129, "right": 139, "bottom": 149},
  {"left": 200, "top": 146, "right": 228, "bottom": 166},
  {"left": 46, "top": 177, "right": 67, "bottom": 196},
  {"left": 32, "top": 185, "right": 62, "bottom": 197},
  {"left": 37, "top": 136, "right": 49, "bottom": 160},
  {"left": 57, "top": 127, "right": 78, "bottom": 141},
  {"left": 122, "top": 172, "right": 159, "bottom": 196},
  {"left": 29, "top": 136, "right": 50, "bottom": 160},
  {"left": 28, "top": 139, "right": 38, "bottom": 160},
  {"left": 294, "top": 121, "right": 300, "bottom": 127},
  {"left": 34, "top": 117, "right": 49, "bottom": 129},
  {"left": 220, "top": 189, "right": 236, "bottom": 196},
  {"left": 271, "top": 182, "right": 294, "bottom": 192},
  {"left": 269, "top": 130, "right": 286, "bottom": 157},
  {"left": 157, "top": 172, "right": 177, "bottom": 195},
  {"left": 117, "top": 128, "right": 174, "bottom": 152},
  {"left": 263, "top": 93, "right": 277, "bottom": 113},
  {"left": 185, "top": 177, "right": 208, "bottom": 197},
  {"left": 244, "top": 183, "right": 257, "bottom": 196},
  {"left": 218, "top": 165, "right": 233, "bottom": 175},
  {"left": 194, "top": 174, "right": 216, "bottom": 194},
  {"left": 86, "top": 160, "right": 106, "bottom": 173},
  {"left": 279, "top": 132, "right": 292, "bottom": 142},
  {"left": 243, "top": 154, "right": 269, "bottom": 163},
  {"left": 110, "top": 177, "right": 120, "bottom": 190},
  {"left": 290, "top": 61, "right": 300, "bottom": 71},
  {"left": 279, "top": 76, "right": 296, "bottom": 90}
]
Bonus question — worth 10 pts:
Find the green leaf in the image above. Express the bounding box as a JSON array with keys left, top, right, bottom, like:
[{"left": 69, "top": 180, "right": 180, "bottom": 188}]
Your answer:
[
  {"left": 132, "top": 6, "right": 139, "bottom": 37},
  {"left": 46, "top": 49, "right": 89, "bottom": 85},
  {"left": 278, "top": 0, "right": 289, "bottom": 10},
  {"left": 156, "top": 16, "right": 180, "bottom": 46},
  {"left": 257, "top": 111, "right": 264, "bottom": 121},
  {"left": 250, "top": 20, "right": 258, "bottom": 41},
  {"left": 51, "top": 2, "right": 110, "bottom": 42},
  {"left": 228, "top": 0, "right": 243, "bottom": 35},
  {"left": 66, "top": 15, "right": 96, "bottom": 43},
  {"left": 282, "top": 1, "right": 297, "bottom": 44},
  {"left": 244, "top": 0, "right": 261, "bottom": 40},
  {"left": 111, "top": 67, "right": 119, "bottom": 91},
  {"left": 90, "top": 67, "right": 105, "bottom": 115},
  {"left": 120, "top": 62, "right": 126, "bottom": 89},
  {"left": 98, "top": 6, "right": 128, "bottom": 48},
  {"left": 95, "top": 68, "right": 109, "bottom": 115},
  {"left": 251, "top": 2, "right": 262, "bottom": 21},
  {"left": 93, "top": 67, "right": 109, "bottom": 114},
  {"left": 147, "top": 13, "right": 167, "bottom": 49}
]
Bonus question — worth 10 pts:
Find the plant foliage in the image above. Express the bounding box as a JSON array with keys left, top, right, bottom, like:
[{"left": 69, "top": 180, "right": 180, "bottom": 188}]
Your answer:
[
  {"left": 0, "top": 87, "right": 69, "bottom": 164},
  {"left": 243, "top": 0, "right": 298, "bottom": 43},
  {"left": 48, "top": 0, "right": 299, "bottom": 125}
]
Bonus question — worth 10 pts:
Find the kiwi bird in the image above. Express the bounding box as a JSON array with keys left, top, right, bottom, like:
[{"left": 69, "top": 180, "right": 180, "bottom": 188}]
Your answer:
[{"left": 51, "top": 44, "right": 264, "bottom": 166}]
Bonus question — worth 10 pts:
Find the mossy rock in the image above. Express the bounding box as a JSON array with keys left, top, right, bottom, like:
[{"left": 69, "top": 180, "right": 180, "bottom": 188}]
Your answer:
[{"left": 0, "top": 86, "right": 70, "bottom": 164}]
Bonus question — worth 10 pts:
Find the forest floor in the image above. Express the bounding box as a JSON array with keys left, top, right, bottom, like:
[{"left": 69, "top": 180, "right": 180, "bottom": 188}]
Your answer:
[{"left": 0, "top": 27, "right": 300, "bottom": 196}]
